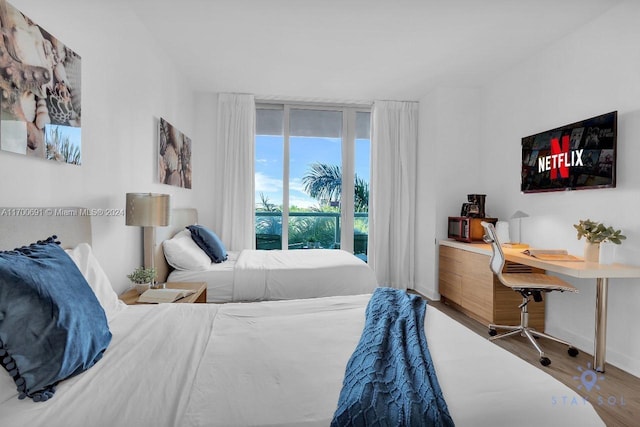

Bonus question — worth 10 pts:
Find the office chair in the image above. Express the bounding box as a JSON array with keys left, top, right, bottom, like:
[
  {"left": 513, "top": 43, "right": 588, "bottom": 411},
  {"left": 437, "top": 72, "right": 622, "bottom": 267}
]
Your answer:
[{"left": 481, "top": 221, "right": 580, "bottom": 366}]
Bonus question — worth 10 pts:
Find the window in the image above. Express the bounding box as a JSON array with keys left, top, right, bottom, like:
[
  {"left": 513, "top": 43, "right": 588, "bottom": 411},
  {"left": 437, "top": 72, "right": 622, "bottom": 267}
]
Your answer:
[
  {"left": 255, "top": 103, "right": 370, "bottom": 259},
  {"left": 354, "top": 111, "right": 371, "bottom": 259}
]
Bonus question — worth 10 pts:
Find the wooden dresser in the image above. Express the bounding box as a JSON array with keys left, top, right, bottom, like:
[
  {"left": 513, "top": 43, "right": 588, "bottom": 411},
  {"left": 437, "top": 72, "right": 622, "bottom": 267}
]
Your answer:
[{"left": 438, "top": 240, "right": 545, "bottom": 331}]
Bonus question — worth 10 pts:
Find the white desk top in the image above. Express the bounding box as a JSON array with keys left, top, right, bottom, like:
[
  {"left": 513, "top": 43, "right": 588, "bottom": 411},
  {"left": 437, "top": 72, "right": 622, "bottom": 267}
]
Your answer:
[{"left": 440, "top": 239, "right": 640, "bottom": 280}]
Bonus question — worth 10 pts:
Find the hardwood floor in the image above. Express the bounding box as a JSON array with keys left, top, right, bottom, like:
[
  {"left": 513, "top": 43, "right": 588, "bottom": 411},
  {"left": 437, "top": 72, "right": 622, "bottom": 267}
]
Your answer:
[{"left": 426, "top": 298, "right": 640, "bottom": 427}]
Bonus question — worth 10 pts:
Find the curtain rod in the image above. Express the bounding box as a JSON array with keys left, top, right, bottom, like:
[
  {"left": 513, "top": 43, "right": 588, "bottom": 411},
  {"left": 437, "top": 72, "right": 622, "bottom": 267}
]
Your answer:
[{"left": 254, "top": 94, "right": 373, "bottom": 109}]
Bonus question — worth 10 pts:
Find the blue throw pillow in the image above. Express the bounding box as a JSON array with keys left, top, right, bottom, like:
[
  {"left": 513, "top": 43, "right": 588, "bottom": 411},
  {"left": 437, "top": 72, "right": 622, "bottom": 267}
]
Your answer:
[
  {"left": 187, "top": 225, "right": 228, "bottom": 263},
  {"left": 0, "top": 236, "right": 112, "bottom": 402}
]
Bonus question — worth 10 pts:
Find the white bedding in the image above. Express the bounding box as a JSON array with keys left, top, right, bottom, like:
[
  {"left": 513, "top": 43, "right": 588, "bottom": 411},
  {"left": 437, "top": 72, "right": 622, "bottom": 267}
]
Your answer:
[
  {"left": 168, "top": 249, "right": 378, "bottom": 303},
  {"left": 169, "top": 251, "right": 239, "bottom": 302},
  {"left": 0, "top": 295, "right": 604, "bottom": 427}
]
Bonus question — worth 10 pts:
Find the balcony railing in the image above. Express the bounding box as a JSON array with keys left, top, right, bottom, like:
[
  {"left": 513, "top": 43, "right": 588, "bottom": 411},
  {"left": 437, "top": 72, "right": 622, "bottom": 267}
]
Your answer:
[{"left": 255, "top": 211, "right": 368, "bottom": 256}]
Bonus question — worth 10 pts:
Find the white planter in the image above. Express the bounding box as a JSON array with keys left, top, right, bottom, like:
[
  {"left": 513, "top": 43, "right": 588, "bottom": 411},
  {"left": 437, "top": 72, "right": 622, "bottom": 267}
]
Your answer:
[
  {"left": 584, "top": 242, "right": 600, "bottom": 262},
  {"left": 599, "top": 241, "right": 616, "bottom": 265},
  {"left": 135, "top": 283, "right": 151, "bottom": 294}
]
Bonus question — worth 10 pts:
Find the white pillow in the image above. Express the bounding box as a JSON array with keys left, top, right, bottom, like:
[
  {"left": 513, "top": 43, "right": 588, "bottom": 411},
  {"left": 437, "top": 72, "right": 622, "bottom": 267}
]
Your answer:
[
  {"left": 65, "top": 243, "right": 126, "bottom": 322},
  {"left": 163, "top": 230, "right": 211, "bottom": 271}
]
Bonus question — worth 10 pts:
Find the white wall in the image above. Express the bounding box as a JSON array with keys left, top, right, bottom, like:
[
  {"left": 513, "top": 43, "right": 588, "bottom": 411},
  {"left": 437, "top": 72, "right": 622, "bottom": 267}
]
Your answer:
[
  {"left": 193, "top": 92, "right": 218, "bottom": 228},
  {"left": 428, "top": 1, "right": 640, "bottom": 376},
  {"left": 415, "top": 87, "right": 482, "bottom": 299},
  {"left": 0, "top": 1, "right": 214, "bottom": 294}
]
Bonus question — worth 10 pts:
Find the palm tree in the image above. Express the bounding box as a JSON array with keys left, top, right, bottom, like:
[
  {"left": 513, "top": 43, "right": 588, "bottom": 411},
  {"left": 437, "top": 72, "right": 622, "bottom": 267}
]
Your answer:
[
  {"left": 46, "top": 126, "right": 81, "bottom": 165},
  {"left": 256, "top": 192, "right": 279, "bottom": 212},
  {"left": 301, "top": 162, "right": 369, "bottom": 212},
  {"left": 302, "top": 163, "right": 342, "bottom": 205},
  {"left": 255, "top": 192, "right": 281, "bottom": 235},
  {"left": 354, "top": 175, "right": 369, "bottom": 212}
]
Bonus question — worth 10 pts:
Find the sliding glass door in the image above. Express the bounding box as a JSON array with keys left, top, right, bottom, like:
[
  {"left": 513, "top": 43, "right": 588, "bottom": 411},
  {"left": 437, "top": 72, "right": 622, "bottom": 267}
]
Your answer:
[{"left": 255, "top": 103, "right": 370, "bottom": 259}]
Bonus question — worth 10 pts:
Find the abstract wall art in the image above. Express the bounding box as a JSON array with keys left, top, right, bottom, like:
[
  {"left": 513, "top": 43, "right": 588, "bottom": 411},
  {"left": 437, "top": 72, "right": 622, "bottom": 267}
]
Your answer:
[{"left": 0, "top": 0, "right": 82, "bottom": 165}]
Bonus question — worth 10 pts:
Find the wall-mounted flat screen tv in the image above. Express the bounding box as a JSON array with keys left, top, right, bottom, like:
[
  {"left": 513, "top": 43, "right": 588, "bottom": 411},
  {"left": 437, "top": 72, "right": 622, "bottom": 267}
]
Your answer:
[{"left": 521, "top": 111, "right": 617, "bottom": 193}]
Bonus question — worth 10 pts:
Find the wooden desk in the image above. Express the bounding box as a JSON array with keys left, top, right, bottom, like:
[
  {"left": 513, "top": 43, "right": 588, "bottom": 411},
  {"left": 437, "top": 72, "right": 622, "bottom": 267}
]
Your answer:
[
  {"left": 119, "top": 282, "right": 207, "bottom": 305},
  {"left": 441, "top": 240, "right": 640, "bottom": 372},
  {"left": 439, "top": 244, "right": 546, "bottom": 331}
]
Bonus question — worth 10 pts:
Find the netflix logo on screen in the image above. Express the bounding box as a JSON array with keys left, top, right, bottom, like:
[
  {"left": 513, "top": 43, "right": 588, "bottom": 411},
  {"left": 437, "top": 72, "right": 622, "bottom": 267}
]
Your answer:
[{"left": 521, "top": 111, "right": 617, "bottom": 193}]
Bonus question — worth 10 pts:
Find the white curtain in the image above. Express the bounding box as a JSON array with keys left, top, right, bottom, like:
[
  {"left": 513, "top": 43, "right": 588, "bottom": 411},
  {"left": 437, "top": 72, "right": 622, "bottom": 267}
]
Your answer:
[
  {"left": 217, "top": 93, "right": 256, "bottom": 250},
  {"left": 369, "top": 100, "right": 419, "bottom": 289}
]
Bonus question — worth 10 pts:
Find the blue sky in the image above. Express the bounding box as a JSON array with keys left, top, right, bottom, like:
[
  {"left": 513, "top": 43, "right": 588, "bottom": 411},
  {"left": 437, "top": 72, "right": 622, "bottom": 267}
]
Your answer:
[{"left": 255, "top": 135, "right": 370, "bottom": 209}]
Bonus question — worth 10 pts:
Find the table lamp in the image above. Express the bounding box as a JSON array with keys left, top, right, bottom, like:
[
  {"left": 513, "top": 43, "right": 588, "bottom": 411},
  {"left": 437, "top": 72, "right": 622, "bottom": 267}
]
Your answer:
[
  {"left": 126, "top": 193, "right": 171, "bottom": 287},
  {"left": 501, "top": 210, "right": 529, "bottom": 248}
]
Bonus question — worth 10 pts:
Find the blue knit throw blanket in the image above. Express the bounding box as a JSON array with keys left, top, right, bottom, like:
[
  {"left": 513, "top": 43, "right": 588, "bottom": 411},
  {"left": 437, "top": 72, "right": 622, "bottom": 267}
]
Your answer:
[{"left": 332, "top": 288, "right": 455, "bottom": 427}]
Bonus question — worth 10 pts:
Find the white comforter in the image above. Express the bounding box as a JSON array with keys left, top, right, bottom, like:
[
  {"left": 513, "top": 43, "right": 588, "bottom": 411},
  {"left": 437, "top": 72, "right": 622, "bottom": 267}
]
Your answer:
[
  {"left": 168, "top": 249, "right": 378, "bottom": 302},
  {"left": 232, "top": 249, "right": 377, "bottom": 301},
  {"left": 0, "top": 295, "right": 604, "bottom": 427}
]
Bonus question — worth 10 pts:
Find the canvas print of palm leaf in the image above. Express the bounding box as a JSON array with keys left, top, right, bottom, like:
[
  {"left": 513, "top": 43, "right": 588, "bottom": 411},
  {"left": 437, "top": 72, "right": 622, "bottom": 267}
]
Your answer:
[
  {"left": 158, "top": 117, "right": 192, "bottom": 188},
  {"left": 0, "top": 0, "right": 82, "bottom": 165}
]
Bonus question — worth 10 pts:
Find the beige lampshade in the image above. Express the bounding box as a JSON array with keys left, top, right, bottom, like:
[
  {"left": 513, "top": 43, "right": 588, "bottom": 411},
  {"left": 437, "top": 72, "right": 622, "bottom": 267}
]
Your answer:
[
  {"left": 510, "top": 210, "right": 530, "bottom": 220},
  {"left": 125, "top": 193, "right": 171, "bottom": 227}
]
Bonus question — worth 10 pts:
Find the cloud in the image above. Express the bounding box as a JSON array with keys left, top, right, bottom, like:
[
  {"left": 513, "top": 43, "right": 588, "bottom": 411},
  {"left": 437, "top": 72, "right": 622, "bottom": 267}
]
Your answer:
[
  {"left": 255, "top": 172, "right": 282, "bottom": 193},
  {"left": 289, "top": 177, "right": 306, "bottom": 193},
  {"left": 254, "top": 173, "right": 318, "bottom": 209},
  {"left": 289, "top": 195, "right": 318, "bottom": 209}
]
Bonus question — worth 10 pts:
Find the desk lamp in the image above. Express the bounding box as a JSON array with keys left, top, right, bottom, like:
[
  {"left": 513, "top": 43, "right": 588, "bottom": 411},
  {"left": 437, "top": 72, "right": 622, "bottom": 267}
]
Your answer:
[
  {"left": 126, "top": 193, "right": 171, "bottom": 287},
  {"left": 502, "top": 210, "right": 529, "bottom": 248}
]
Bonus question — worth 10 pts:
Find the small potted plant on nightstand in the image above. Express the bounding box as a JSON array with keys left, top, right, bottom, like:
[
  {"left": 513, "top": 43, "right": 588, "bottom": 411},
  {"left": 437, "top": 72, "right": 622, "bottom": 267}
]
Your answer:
[
  {"left": 573, "top": 219, "right": 626, "bottom": 263},
  {"left": 127, "top": 266, "right": 157, "bottom": 294}
]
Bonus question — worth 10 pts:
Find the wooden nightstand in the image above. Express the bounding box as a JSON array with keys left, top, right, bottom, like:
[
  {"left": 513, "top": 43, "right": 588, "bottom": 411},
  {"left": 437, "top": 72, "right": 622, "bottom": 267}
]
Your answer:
[{"left": 119, "top": 282, "right": 207, "bottom": 305}]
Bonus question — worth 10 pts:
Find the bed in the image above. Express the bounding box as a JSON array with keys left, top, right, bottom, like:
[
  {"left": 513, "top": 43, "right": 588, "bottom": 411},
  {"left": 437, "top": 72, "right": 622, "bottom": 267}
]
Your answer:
[
  {"left": 156, "top": 209, "right": 378, "bottom": 303},
  {"left": 0, "top": 208, "right": 605, "bottom": 426}
]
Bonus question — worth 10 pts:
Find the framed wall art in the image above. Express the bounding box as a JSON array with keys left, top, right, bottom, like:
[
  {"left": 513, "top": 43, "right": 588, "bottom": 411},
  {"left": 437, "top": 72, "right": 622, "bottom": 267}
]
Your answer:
[
  {"left": 158, "top": 117, "right": 192, "bottom": 188},
  {"left": 0, "top": 0, "right": 82, "bottom": 165}
]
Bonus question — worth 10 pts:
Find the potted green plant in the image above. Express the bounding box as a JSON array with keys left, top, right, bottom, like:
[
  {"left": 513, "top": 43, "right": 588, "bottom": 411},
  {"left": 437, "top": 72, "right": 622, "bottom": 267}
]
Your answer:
[
  {"left": 573, "top": 219, "right": 626, "bottom": 262},
  {"left": 127, "top": 266, "right": 157, "bottom": 294},
  {"left": 306, "top": 236, "right": 316, "bottom": 249}
]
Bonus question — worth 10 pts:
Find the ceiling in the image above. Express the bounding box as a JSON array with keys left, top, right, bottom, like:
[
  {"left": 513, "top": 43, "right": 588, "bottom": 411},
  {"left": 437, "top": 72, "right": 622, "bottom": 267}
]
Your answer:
[{"left": 123, "top": 0, "right": 622, "bottom": 102}]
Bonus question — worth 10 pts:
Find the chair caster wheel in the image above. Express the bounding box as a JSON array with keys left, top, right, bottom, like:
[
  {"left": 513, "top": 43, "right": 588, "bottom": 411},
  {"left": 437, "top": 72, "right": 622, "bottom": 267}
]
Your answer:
[
  {"left": 540, "top": 357, "right": 551, "bottom": 366},
  {"left": 488, "top": 328, "right": 497, "bottom": 336},
  {"left": 568, "top": 347, "right": 579, "bottom": 357}
]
